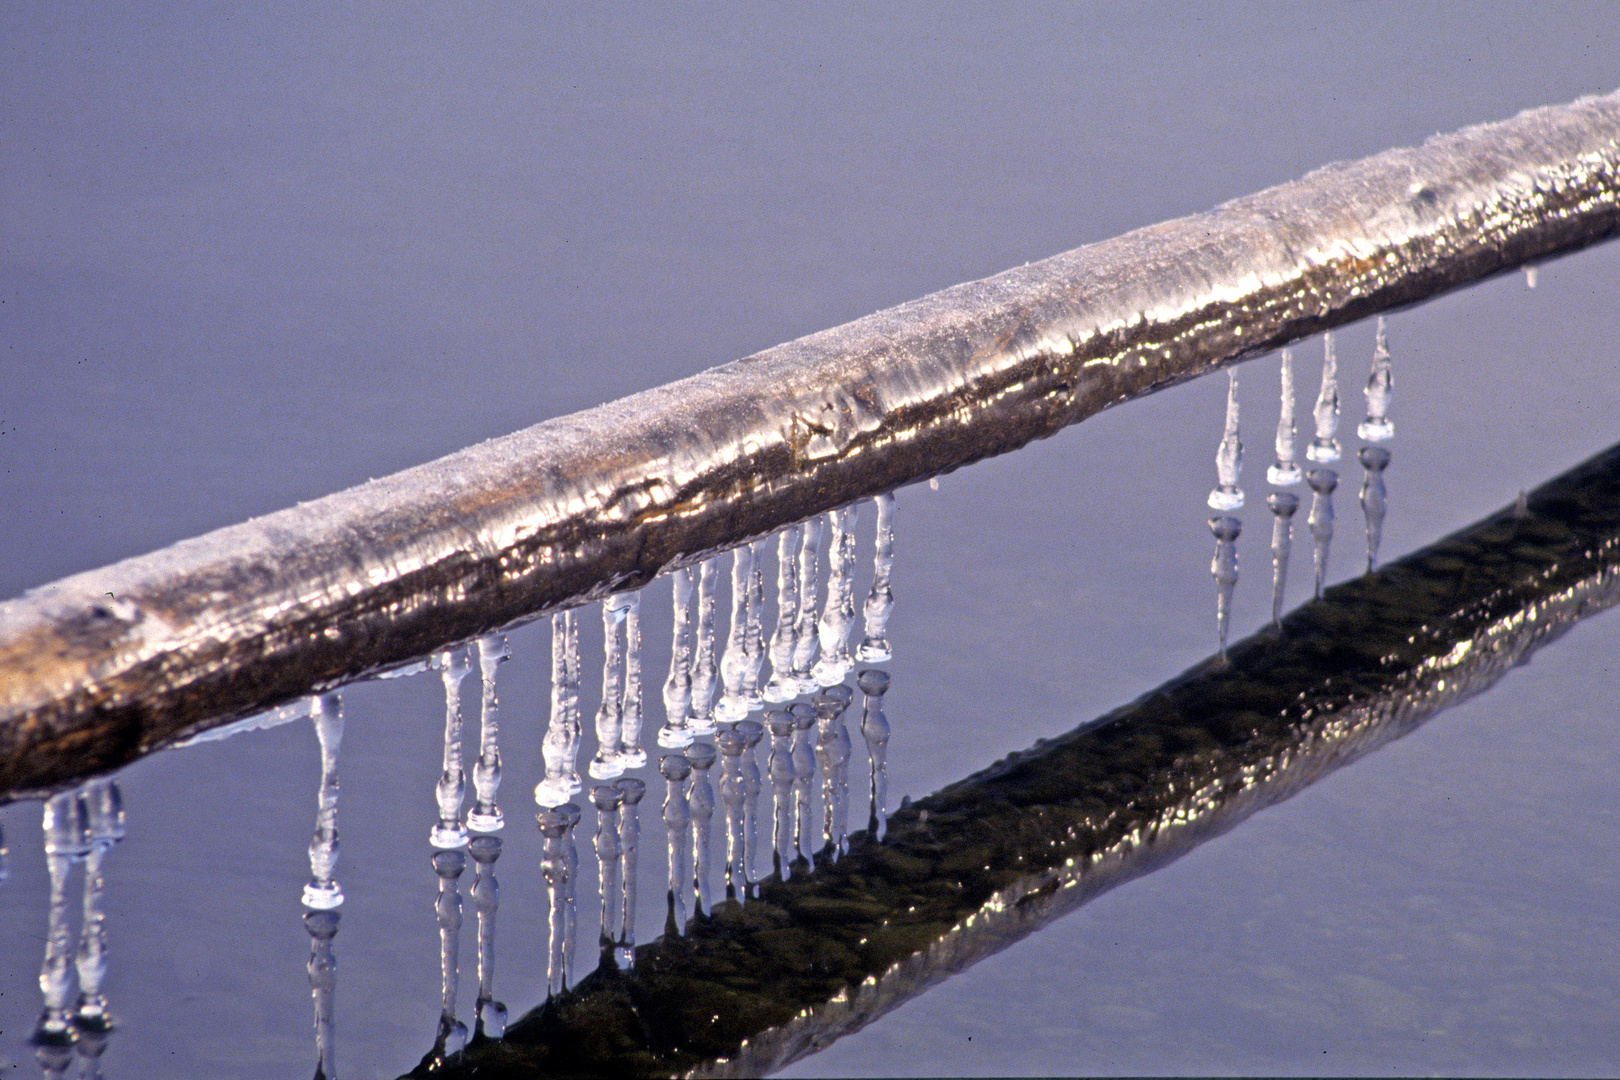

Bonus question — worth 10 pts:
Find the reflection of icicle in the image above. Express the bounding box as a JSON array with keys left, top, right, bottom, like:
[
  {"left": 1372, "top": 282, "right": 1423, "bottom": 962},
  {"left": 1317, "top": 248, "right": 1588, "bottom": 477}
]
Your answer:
[
  {"left": 737, "top": 720, "right": 765, "bottom": 893},
  {"left": 1358, "top": 316, "right": 1395, "bottom": 443},
  {"left": 537, "top": 612, "right": 582, "bottom": 807},
  {"left": 619, "top": 592, "right": 647, "bottom": 768},
  {"left": 688, "top": 561, "right": 720, "bottom": 736},
  {"left": 659, "top": 756, "right": 693, "bottom": 934},
  {"left": 765, "top": 525, "right": 804, "bottom": 701},
  {"left": 36, "top": 791, "right": 89, "bottom": 1047},
  {"left": 303, "top": 909, "right": 339, "bottom": 1080},
  {"left": 432, "top": 648, "right": 473, "bottom": 849},
  {"left": 1209, "top": 516, "right": 1241, "bottom": 659},
  {"left": 716, "top": 547, "right": 754, "bottom": 722},
  {"left": 659, "top": 567, "right": 697, "bottom": 749},
  {"left": 764, "top": 711, "right": 797, "bottom": 880},
  {"left": 716, "top": 728, "right": 747, "bottom": 902},
  {"left": 467, "top": 835, "right": 506, "bottom": 1038},
  {"left": 590, "top": 597, "right": 630, "bottom": 781},
  {"left": 857, "top": 670, "right": 891, "bottom": 841},
  {"left": 590, "top": 788, "right": 624, "bottom": 965},
  {"left": 1208, "top": 370, "right": 1244, "bottom": 510},
  {"left": 1359, "top": 446, "right": 1392, "bottom": 571},
  {"left": 303, "top": 694, "right": 345, "bottom": 910},
  {"left": 813, "top": 686, "right": 854, "bottom": 860},
  {"left": 1268, "top": 349, "right": 1303, "bottom": 486},
  {"left": 538, "top": 804, "right": 580, "bottom": 997},
  {"left": 1307, "top": 333, "right": 1341, "bottom": 464},
  {"left": 1308, "top": 468, "right": 1339, "bottom": 598},
  {"left": 74, "top": 780, "right": 122, "bottom": 1034},
  {"left": 468, "top": 635, "right": 508, "bottom": 833},
  {"left": 813, "top": 506, "right": 858, "bottom": 685},
  {"left": 857, "top": 492, "right": 896, "bottom": 662},
  {"left": 614, "top": 778, "right": 646, "bottom": 970},
  {"left": 430, "top": 849, "right": 469, "bottom": 1057},
  {"left": 685, "top": 742, "right": 717, "bottom": 916},
  {"left": 1267, "top": 492, "right": 1300, "bottom": 627},
  {"left": 792, "top": 517, "right": 824, "bottom": 693},
  {"left": 789, "top": 703, "right": 817, "bottom": 867}
]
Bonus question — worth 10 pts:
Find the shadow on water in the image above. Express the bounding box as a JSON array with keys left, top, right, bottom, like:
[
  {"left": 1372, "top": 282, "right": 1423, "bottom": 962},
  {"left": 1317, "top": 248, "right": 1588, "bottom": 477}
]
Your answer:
[{"left": 407, "top": 439, "right": 1620, "bottom": 1079}]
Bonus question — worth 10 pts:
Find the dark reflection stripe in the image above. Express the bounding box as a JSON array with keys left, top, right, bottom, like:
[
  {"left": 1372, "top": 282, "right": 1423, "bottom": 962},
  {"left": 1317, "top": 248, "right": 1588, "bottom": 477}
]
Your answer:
[{"left": 411, "top": 439, "right": 1620, "bottom": 1079}]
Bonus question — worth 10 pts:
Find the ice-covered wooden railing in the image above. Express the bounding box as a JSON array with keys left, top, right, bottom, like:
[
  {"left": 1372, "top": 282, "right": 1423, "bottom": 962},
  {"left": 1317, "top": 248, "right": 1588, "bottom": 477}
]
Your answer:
[{"left": 2, "top": 90, "right": 1619, "bottom": 801}]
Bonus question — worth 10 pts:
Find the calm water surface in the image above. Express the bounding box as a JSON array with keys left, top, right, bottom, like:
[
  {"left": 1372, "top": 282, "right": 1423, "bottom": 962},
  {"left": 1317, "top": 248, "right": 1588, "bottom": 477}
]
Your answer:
[{"left": 3, "top": 5, "right": 1618, "bottom": 1076}]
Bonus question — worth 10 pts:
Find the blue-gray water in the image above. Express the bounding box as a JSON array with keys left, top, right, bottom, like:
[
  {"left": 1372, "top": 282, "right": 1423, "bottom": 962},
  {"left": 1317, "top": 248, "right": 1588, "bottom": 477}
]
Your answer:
[{"left": 3, "top": 4, "right": 1618, "bottom": 1076}]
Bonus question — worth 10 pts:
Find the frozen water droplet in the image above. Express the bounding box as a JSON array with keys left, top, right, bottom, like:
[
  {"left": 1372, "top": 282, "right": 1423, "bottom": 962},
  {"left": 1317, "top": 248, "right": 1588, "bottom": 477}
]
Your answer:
[
  {"left": 1307, "top": 468, "right": 1339, "bottom": 598},
  {"left": 1208, "top": 516, "right": 1241, "bottom": 658},
  {"left": 1357, "top": 316, "right": 1395, "bottom": 442},
  {"left": 1524, "top": 264, "right": 1538, "bottom": 289},
  {"left": 1307, "top": 332, "right": 1341, "bottom": 464},
  {"left": 928, "top": 477, "right": 940, "bottom": 491},
  {"left": 1359, "top": 445, "right": 1391, "bottom": 571},
  {"left": 1266, "top": 492, "right": 1299, "bottom": 627},
  {"left": 1268, "top": 348, "right": 1302, "bottom": 486},
  {"left": 1208, "top": 370, "right": 1245, "bottom": 510}
]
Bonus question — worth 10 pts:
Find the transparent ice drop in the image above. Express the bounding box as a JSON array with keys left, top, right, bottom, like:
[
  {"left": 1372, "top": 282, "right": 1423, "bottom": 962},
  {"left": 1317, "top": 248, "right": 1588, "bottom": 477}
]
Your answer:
[
  {"left": 1267, "top": 348, "right": 1303, "bottom": 486},
  {"left": 537, "top": 803, "right": 581, "bottom": 997},
  {"left": 1266, "top": 492, "right": 1300, "bottom": 628},
  {"left": 812, "top": 685, "right": 854, "bottom": 860},
  {"left": 789, "top": 703, "right": 818, "bottom": 868},
  {"left": 303, "top": 908, "right": 340, "bottom": 1080},
  {"left": 1524, "top": 264, "right": 1539, "bottom": 289},
  {"left": 1359, "top": 446, "right": 1392, "bottom": 571},
  {"left": 765, "top": 524, "right": 804, "bottom": 702},
  {"left": 857, "top": 669, "right": 892, "bottom": 841},
  {"left": 1308, "top": 468, "right": 1339, "bottom": 598},
  {"left": 432, "top": 648, "right": 473, "bottom": 849},
  {"left": 1358, "top": 315, "right": 1395, "bottom": 442},
  {"left": 659, "top": 756, "right": 693, "bottom": 935},
  {"left": 688, "top": 560, "right": 721, "bottom": 736},
  {"left": 736, "top": 720, "right": 765, "bottom": 892},
  {"left": 857, "top": 492, "right": 896, "bottom": 662},
  {"left": 715, "top": 546, "right": 754, "bottom": 722},
  {"left": 764, "top": 710, "right": 798, "bottom": 880},
  {"left": 467, "top": 634, "right": 508, "bottom": 833},
  {"left": 792, "top": 516, "right": 825, "bottom": 693},
  {"left": 659, "top": 566, "right": 697, "bottom": 749},
  {"left": 590, "top": 597, "right": 630, "bottom": 781},
  {"left": 74, "top": 780, "right": 123, "bottom": 1033},
  {"left": 685, "top": 742, "right": 717, "bottom": 917},
  {"left": 590, "top": 787, "right": 624, "bottom": 965},
  {"left": 1307, "top": 332, "right": 1341, "bottom": 464},
  {"left": 1208, "top": 370, "right": 1244, "bottom": 511},
  {"left": 303, "top": 693, "right": 345, "bottom": 910},
  {"left": 619, "top": 591, "right": 647, "bottom": 768},
  {"left": 716, "top": 728, "right": 747, "bottom": 902},
  {"left": 1208, "top": 516, "right": 1241, "bottom": 660},
  {"left": 613, "top": 777, "right": 646, "bottom": 970},
  {"left": 36, "top": 790, "right": 90, "bottom": 1046},
  {"left": 537, "top": 611, "right": 583, "bottom": 807},
  {"left": 812, "top": 505, "right": 858, "bottom": 686},
  {"left": 467, "top": 834, "right": 507, "bottom": 1038},
  {"left": 430, "top": 849, "right": 468, "bottom": 1057}
]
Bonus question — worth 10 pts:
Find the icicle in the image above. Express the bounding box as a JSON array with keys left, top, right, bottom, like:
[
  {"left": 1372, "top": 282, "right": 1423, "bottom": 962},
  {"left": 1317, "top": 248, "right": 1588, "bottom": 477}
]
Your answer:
[
  {"left": 1307, "top": 332, "right": 1341, "bottom": 463},
  {"left": 812, "top": 686, "right": 855, "bottom": 860},
  {"left": 1360, "top": 446, "right": 1392, "bottom": 570},
  {"left": 1208, "top": 516, "right": 1241, "bottom": 659},
  {"left": 812, "top": 506, "right": 858, "bottom": 685},
  {"left": 537, "top": 803, "right": 581, "bottom": 997},
  {"left": 619, "top": 592, "right": 647, "bottom": 768},
  {"left": 1266, "top": 492, "right": 1300, "bottom": 627},
  {"left": 789, "top": 703, "right": 817, "bottom": 868},
  {"left": 303, "top": 908, "right": 339, "bottom": 1080},
  {"left": 659, "top": 756, "right": 693, "bottom": 935},
  {"left": 1358, "top": 316, "right": 1395, "bottom": 442},
  {"left": 1308, "top": 468, "right": 1339, "bottom": 598},
  {"left": 688, "top": 560, "right": 721, "bottom": 736},
  {"left": 590, "top": 787, "right": 623, "bottom": 968},
  {"left": 432, "top": 648, "right": 473, "bottom": 849},
  {"left": 715, "top": 547, "right": 754, "bottom": 722},
  {"left": 857, "top": 492, "right": 896, "bottom": 662},
  {"left": 737, "top": 720, "right": 765, "bottom": 893},
  {"left": 467, "top": 834, "right": 507, "bottom": 1039},
  {"left": 537, "top": 611, "right": 583, "bottom": 807},
  {"left": 765, "top": 525, "right": 804, "bottom": 701},
  {"left": 792, "top": 516, "right": 825, "bottom": 693},
  {"left": 1208, "top": 370, "right": 1245, "bottom": 510},
  {"left": 1524, "top": 264, "right": 1539, "bottom": 289},
  {"left": 430, "top": 849, "right": 469, "bottom": 1057},
  {"left": 35, "top": 790, "right": 90, "bottom": 1046},
  {"left": 741, "top": 539, "right": 768, "bottom": 712},
  {"left": 716, "top": 728, "right": 748, "bottom": 902},
  {"left": 685, "top": 742, "right": 717, "bottom": 917},
  {"left": 613, "top": 777, "right": 646, "bottom": 970},
  {"left": 303, "top": 693, "right": 345, "bottom": 910},
  {"left": 857, "top": 670, "right": 891, "bottom": 841},
  {"left": 0, "top": 820, "right": 7, "bottom": 883},
  {"left": 660, "top": 567, "right": 697, "bottom": 748},
  {"left": 467, "top": 635, "right": 508, "bottom": 833},
  {"left": 74, "top": 780, "right": 122, "bottom": 1034},
  {"left": 590, "top": 596, "right": 629, "bottom": 780},
  {"left": 764, "top": 710, "right": 798, "bottom": 880},
  {"left": 1268, "top": 349, "right": 1302, "bottom": 486}
]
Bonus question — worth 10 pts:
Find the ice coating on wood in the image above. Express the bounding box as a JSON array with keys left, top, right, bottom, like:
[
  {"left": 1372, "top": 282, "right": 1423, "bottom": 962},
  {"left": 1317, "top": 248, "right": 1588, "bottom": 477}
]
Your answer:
[
  {"left": 1268, "top": 348, "right": 1303, "bottom": 486},
  {"left": 1208, "top": 370, "right": 1245, "bottom": 511},
  {"left": 7, "top": 91, "right": 1620, "bottom": 798}
]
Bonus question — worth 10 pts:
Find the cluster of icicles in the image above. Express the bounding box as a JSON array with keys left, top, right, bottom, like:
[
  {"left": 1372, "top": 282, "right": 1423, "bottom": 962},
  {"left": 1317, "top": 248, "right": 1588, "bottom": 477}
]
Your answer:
[
  {"left": 1205, "top": 317, "right": 1397, "bottom": 656},
  {"left": 289, "top": 494, "right": 899, "bottom": 1072}
]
